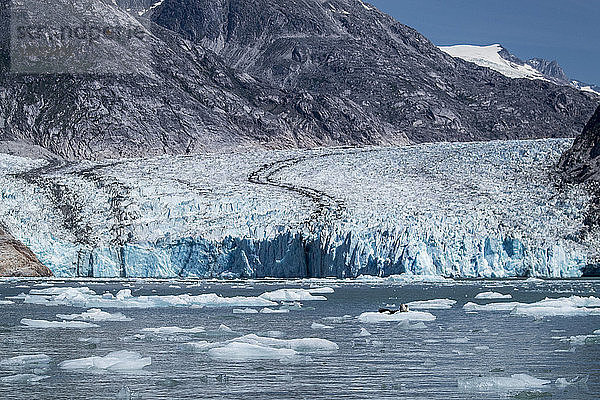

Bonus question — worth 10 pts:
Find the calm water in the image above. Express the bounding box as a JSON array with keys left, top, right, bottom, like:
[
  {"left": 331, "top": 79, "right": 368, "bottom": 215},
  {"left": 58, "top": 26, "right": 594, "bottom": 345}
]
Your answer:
[{"left": 0, "top": 279, "right": 599, "bottom": 399}]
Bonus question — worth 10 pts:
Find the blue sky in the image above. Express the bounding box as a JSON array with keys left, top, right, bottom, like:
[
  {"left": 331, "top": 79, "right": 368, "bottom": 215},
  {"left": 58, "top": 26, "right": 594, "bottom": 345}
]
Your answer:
[{"left": 368, "top": 0, "right": 600, "bottom": 85}]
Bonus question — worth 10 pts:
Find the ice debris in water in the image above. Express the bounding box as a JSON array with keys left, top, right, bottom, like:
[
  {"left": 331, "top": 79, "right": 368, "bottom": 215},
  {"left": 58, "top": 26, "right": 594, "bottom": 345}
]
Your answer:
[
  {"left": 311, "top": 322, "right": 334, "bottom": 330},
  {"left": 307, "top": 287, "right": 335, "bottom": 294},
  {"left": 207, "top": 342, "right": 298, "bottom": 362},
  {"left": 357, "top": 328, "right": 371, "bottom": 337},
  {"left": 474, "top": 291, "right": 512, "bottom": 300},
  {"left": 0, "top": 374, "right": 50, "bottom": 384},
  {"left": 218, "top": 324, "right": 234, "bottom": 333},
  {"left": 59, "top": 351, "right": 151, "bottom": 372},
  {"left": 0, "top": 299, "right": 14, "bottom": 305},
  {"left": 458, "top": 374, "right": 551, "bottom": 391},
  {"left": 141, "top": 326, "right": 205, "bottom": 335},
  {"left": 464, "top": 295, "right": 600, "bottom": 317},
  {"left": 357, "top": 311, "right": 436, "bottom": 323},
  {"left": 189, "top": 334, "right": 338, "bottom": 362},
  {"left": 0, "top": 354, "right": 51, "bottom": 369},
  {"left": 56, "top": 308, "right": 132, "bottom": 322},
  {"left": 23, "top": 287, "right": 277, "bottom": 308},
  {"left": 407, "top": 299, "right": 456, "bottom": 309},
  {"left": 555, "top": 376, "right": 588, "bottom": 387},
  {"left": 259, "top": 289, "right": 327, "bottom": 302},
  {"left": 355, "top": 275, "right": 452, "bottom": 284},
  {"left": 233, "top": 308, "right": 258, "bottom": 314},
  {"left": 260, "top": 307, "right": 289, "bottom": 314},
  {"left": 20, "top": 318, "right": 99, "bottom": 329},
  {"left": 397, "top": 321, "right": 427, "bottom": 330}
]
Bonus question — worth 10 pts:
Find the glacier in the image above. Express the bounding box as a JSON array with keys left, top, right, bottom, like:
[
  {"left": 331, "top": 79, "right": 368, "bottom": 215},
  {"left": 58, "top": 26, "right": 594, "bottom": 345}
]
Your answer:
[{"left": 0, "top": 139, "right": 595, "bottom": 278}]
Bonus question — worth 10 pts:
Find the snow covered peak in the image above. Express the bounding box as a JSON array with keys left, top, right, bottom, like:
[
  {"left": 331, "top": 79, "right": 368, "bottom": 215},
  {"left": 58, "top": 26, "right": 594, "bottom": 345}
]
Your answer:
[
  {"left": 439, "top": 44, "right": 547, "bottom": 81},
  {"left": 439, "top": 44, "right": 599, "bottom": 96}
]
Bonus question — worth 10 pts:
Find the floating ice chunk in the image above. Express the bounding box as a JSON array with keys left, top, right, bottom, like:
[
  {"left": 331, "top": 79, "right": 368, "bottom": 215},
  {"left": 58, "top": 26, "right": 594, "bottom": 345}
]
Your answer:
[
  {"left": 141, "top": 326, "right": 205, "bottom": 335},
  {"left": 311, "top": 322, "right": 334, "bottom": 330},
  {"left": 260, "top": 307, "right": 289, "bottom": 314},
  {"left": 56, "top": 308, "right": 132, "bottom": 322},
  {"left": 218, "top": 324, "right": 234, "bottom": 333},
  {"left": 0, "top": 374, "right": 50, "bottom": 383},
  {"left": 463, "top": 302, "right": 520, "bottom": 312},
  {"left": 475, "top": 345, "right": 490, "bottom": 351},
  {"left": 475, "top": 292, "right": 512, "bottom": 300},
  {"left": 458, "top": 374, "right": 551, "bottom": 391},
  {"left": 357, "top": 328, "right": 371, "bottom": 337},
  {"left": 447, "top": 337, "right": 470, "bottom": 344},
  {"left": 24, "top": 287, "right": 277, "bottom": 308},
  {"left": 20, "top": 318, "right": 99, "bottom": 329},
  {"left": 59, "top": 351, "right": 151, "bottom": 372},
  {"left": 233, "top": 308, "right": 258, "bottom": 314},
  {"left": 397, "top": 321, "right": 427, "bottom": 330},
  {"left": 307, "top": 287, "right": 335, "bottom": 294},
  {"left": 560, "top": 335, "right": 600, "bottom": 346},
  {"left": 555, "top": 376, "right": 588, "bottom": 387},
  {"left": 407, "top": 299, "right": 456, "bottom": 309},
  {"left": 207, "top": 342, "right": 298, "bottom": 362},
  {"left": 259, "top": 289, "right": 327, "bottom": 302},
  {"left": 594, "top": 329, "right": 600, "bottom": 335},
  {"left": 234, "top": 334, "right": 338, "bottom": 352},
  {"left": 0, "top": 354, "right": 51, "bottom": 369},
  {"left": 323, "top": 315, "right": 353, "bottom": 323},
  {"left": 0, "top": 299, "right": 14, "bottom": 305},
  {"left": 357, "top": 311, "right": 436, "bottom": 323}
]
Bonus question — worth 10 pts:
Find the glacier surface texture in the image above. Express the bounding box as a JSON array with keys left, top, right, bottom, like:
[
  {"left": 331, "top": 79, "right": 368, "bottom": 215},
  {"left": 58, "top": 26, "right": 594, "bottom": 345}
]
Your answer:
[{"left": 0, "top": 139, "right": 594, "bottom": 278}]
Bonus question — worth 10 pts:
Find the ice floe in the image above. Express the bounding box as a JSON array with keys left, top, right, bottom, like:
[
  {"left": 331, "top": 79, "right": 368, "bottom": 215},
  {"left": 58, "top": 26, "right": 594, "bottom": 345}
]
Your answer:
[
  {"left": 307, "top": 287, "right": 335, "bottom": 294},
  {"left": 407, "top": 299, "right": 456, "bottom": 310},
  {"left": 232, "top": 308, "right": 258, "bottom": 314},
  {"left": 397, "top": 321, "right": 427, "bottom": 330},
  {"left": 56, "top": 308, "right": 132, "bottom": 322},
  {"left": 260, "top": 307, "right": 289, "bottom": 314},
  {"left": 141, "top": 326, "right": 205, "bottom": 335},
  {"left": 357, "top": 311, "right": 436, "bottom": 323},
  {"left": 0, "top": 374, "right": 50, "bottom": 383},
  {"left": 463, "top": 302, "right": 521, "bottom": 312},
  {"left": 20, "top": 318, "right": 99, "bottom": 329},
  {"left": 59, "top": 351, "right": 151, "bottom": 372},
  {"left": 357, "top": 328, "right": 371, "bottom": 337},
  {"left": 23, "top": 287, "right": 277, "bottom": 308},
  {"left": 475, "top": 291, "right": 512, "bottom": 300},
  {"left": 259, "top": 289, "right": 327, "bottom": 302},
  {"left": 207, "top": 342, "right": 298, "bottom": 362},
  {"left": 0, "top": 299, "right": 14, "bottom": 305},
  {"left": 458, "top": 373, "right": 551, "bottom": 391},
  {"left": 311, "top": 322, "right": 334, "bottom": 330},
  {"left": 0, "top": 354, "right": 51, "bottom": 370},
  {"left": 463, "top": 296, "right": 600, "bottom": 317}
]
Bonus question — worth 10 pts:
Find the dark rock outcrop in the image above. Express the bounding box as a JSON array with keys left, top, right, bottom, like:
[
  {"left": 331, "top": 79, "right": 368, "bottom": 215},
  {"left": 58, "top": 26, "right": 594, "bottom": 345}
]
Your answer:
[
  {"left": 0, "top": 225, "right": 52, "bottom": 277},
  {"left": 558, "top": 105, "right": 600, "bottom": 182},
  {"left": 0, "top": 0, "right": 597, "bottom": 160}
]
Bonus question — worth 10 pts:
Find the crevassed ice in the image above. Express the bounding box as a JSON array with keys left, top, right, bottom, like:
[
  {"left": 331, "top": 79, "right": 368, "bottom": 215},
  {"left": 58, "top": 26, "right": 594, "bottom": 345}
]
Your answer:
[{"left": 0, "top": 140, "right": 591, "bottom": 279}]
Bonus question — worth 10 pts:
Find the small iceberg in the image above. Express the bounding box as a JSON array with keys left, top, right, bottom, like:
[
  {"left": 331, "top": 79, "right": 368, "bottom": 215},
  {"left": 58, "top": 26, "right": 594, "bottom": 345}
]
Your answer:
[
  {"left": 311, "top": 322, "right": 334, "bottom": 330},
  {"left": 141, "top": 326, "right": 205, "bottom": 335},
  {"left": 458, "top": 373, "right": 551, "bottom": 391},
  {"left": 20, "top": 318, "right": 99, "bottom": 329},
  {"left": 407, "top": 299, "right": 456, "bottom": 310},
  {"left": 475, "top": 291, "right": 512, "bottom": 300},
  {"left": 0, "top": 374, "right": 50, "bottom": 384},
  {"left": 59, "top": 351, "right": 151, "bottom": 372},
  {"left": 56, "top": 308, "right": 132, "bottom": 322},
  {"left": 357, "top": 311, "right": 436, "bottom": 323},
  {"left": 259, "top": 289, "right": 327, "bottom": 302},
  {"left": 207, "top": 342, "right": 298, "bottom": 362}
]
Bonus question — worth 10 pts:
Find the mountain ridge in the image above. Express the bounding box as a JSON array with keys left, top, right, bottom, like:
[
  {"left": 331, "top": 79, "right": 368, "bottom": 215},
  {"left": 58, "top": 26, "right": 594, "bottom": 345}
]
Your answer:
[{"left": 0, "top": 0, "right": 597, "bottom": 160}]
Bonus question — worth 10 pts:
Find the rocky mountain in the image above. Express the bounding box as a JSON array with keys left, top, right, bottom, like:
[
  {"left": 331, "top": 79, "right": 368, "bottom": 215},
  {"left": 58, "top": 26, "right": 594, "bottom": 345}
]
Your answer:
[
  {"left": 0, "top": 0, "right": 598, "bottom": 160},
  {"left": 559, "top": 105, "right": 600, "bottom": 183},
  {"left": 0, "top": 225, "right": 52, "bottom": 277}
]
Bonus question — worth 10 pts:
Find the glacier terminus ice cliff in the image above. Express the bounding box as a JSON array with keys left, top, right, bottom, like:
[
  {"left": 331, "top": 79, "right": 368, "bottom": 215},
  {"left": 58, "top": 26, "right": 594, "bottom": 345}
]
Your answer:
[{"left": 0, "top": 139, "right": 596, "bottom": 279}]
